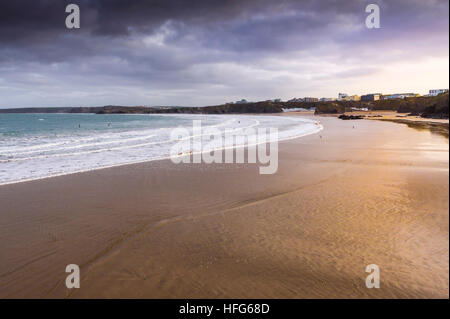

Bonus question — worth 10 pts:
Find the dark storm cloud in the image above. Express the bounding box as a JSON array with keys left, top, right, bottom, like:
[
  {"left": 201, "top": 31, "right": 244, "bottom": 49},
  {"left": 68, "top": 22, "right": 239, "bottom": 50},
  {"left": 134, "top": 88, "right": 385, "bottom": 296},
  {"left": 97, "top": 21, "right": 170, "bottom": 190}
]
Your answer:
[
  {"left": 0, "top": 0, "right": 274, "bottom": 42},
  {"left": 0, "top": 0, "right": 448, "bottom": 108},
  {"left": 1, "top": 0, "right": 447, "bottom": 61}
]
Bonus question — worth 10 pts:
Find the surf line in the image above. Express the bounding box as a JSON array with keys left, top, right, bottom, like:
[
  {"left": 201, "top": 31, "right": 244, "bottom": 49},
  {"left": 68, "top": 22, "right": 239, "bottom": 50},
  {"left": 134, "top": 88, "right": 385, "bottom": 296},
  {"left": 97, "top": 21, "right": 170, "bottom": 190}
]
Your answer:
[{"left": 170, "top": 119, "right": 279, "bottom": 174}]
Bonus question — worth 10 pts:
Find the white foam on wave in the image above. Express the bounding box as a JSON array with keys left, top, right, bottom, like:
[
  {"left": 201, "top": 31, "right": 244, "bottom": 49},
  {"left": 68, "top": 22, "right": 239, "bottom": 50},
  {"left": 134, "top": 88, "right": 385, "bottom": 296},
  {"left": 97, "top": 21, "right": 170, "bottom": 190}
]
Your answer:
[{"left": 0, "top": 115, "right": 322, "bottom": 185}]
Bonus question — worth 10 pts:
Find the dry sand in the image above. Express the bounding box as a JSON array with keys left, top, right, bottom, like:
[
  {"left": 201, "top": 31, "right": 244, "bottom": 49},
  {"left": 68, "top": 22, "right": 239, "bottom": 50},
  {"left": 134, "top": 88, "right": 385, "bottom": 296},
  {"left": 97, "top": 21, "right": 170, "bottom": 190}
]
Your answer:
[{"left": 0, "top": 115, "right": 448, "bottom": 298}]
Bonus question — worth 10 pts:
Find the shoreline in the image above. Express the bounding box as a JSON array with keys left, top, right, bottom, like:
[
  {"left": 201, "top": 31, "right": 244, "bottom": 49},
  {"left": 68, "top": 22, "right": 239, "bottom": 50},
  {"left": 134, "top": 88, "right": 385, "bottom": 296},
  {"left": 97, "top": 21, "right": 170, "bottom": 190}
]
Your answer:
[
  {"left": 301, "top": 110, "right": 449, "bottom": 138},
  {"left": 0, "top": 114, "right": 323, "bottom": 186},
  {"left": 374, "top": 118, "right": 449, "bottom": 138},
  {"left": 0, "top": 114, "right": 448, "bottom": 298}
]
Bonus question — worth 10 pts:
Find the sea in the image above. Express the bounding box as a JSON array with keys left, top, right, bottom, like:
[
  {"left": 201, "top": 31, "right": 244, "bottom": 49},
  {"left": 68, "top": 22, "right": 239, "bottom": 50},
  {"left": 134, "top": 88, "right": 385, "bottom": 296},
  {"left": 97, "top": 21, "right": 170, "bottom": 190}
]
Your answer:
[{"left": 0, "top": 113, "right": 322, "bottom": 184}]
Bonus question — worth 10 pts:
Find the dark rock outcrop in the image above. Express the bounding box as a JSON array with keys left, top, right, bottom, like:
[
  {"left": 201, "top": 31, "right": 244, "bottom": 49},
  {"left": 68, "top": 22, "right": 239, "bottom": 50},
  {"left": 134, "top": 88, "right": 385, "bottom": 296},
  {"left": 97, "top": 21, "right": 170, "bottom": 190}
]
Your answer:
[
  {"left": 338, "top": 114, "right": 364, "bottom": 120},
  {"left": 1, "top": 102, "right": 284, "bottom": 115},
  {"left": 314, "top": 93, "right": 449, "bottom": 118}
]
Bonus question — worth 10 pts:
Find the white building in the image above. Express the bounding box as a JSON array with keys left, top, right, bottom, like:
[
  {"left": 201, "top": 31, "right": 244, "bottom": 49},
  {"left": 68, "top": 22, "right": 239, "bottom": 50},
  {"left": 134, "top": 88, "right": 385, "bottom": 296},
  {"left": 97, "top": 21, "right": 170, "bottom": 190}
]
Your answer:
[
  {"left": 429, "top": 89, "right": 448, "bottom": 96},
  {"left": 383, "top": 93, "right": 419, "bottom": 100}
]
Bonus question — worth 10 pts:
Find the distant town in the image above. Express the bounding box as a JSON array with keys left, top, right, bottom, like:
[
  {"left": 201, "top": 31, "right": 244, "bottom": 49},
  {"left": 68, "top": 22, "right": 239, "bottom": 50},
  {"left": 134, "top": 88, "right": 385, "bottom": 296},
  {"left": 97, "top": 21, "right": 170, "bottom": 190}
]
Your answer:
[
  {"left": 0, "top": 88, "right": 448, "bottom": 120},
  {"left": 230, "top": 89, "right": 449, "bottom": 104}
]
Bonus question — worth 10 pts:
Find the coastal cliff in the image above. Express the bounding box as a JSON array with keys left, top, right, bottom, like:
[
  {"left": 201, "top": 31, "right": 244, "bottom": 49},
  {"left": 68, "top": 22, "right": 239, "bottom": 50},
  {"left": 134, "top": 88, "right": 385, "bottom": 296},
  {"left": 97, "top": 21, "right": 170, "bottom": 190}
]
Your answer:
[
  {"left": 0, "top": 101, "right": 284, "bottom": 115},
  {"left": 96, "top": 101, "right": 284, "bottom": 114},
  {"left": 1, "top": 93, "right": 447, "bottom": 118},
  {"left": 314, "top": 93, "right": 449, "bottom": 119}
]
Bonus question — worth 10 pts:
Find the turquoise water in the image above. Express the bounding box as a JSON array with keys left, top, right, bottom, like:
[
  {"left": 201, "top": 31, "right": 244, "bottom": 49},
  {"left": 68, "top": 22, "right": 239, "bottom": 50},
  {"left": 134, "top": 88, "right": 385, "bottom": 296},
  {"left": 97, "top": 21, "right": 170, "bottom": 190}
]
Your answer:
[
  {"left": 0, "top": 113, "right": 322, "bottom": 184},
  {"left": 0, "top": 113, "right": 193, "bottom": 138}
]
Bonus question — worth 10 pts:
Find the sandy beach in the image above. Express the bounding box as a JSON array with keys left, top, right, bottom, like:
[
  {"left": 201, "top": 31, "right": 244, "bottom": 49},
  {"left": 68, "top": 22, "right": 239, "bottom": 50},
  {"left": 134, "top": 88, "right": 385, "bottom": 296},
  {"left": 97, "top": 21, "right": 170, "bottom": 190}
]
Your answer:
[{"left": 0, "top": 114, "right": 448, "bottom": 298}]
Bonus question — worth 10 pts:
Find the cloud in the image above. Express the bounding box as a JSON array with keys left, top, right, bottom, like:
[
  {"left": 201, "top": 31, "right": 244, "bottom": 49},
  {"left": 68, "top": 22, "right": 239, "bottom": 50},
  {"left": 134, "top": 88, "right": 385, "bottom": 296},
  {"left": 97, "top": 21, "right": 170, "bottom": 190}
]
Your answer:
[{"left": 0, "top": 0, "right": 448, "bottom": 107}]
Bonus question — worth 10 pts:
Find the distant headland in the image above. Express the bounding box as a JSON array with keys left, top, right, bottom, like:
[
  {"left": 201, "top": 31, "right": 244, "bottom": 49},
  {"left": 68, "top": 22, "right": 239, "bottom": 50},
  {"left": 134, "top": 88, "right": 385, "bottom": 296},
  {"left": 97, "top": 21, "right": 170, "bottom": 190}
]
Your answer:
[{"left": 0, "top": 92, "right": 448, "bottom": 119}]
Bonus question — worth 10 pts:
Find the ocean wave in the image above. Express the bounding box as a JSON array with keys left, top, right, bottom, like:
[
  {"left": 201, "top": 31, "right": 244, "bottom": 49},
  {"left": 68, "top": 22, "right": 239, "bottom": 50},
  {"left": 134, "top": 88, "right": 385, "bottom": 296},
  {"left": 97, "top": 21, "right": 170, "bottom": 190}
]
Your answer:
[{"left": 0, "top": 114, "right": 322, "bottom": 185}]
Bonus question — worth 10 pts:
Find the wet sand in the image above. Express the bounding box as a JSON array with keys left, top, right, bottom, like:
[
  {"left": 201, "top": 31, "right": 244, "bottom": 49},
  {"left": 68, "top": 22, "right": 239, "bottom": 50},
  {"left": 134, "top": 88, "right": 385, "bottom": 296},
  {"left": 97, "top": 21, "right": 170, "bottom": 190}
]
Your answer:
[
  {"left": 0, "top": 115, "right": 448, "bottom": 298},
  {"left": 344, "top": 110, "right": 449, "bottom": 138},
  {"left": 344, "top": 110, "right": 449, "bottom": 123}
]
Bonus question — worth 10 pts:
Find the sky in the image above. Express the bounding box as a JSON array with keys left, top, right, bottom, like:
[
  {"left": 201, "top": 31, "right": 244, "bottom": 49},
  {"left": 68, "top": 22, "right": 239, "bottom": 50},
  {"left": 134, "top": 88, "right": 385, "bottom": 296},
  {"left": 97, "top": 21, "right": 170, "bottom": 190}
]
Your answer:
[{"left": 0, "top": 0, "right": 448, "bottom": 108}]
